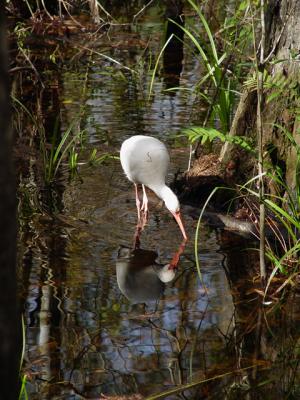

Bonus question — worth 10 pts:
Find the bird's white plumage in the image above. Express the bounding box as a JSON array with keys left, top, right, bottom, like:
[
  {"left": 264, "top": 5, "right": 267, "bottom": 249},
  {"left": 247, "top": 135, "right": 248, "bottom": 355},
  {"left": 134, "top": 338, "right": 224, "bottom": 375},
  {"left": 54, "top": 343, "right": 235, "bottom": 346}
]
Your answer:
[
  {"left": 120, "top": 135, "right": 180, "bottom": 212},
  {"left": 120, "top": 135, "right": 187, "bottom": 239},
  {"left": 120, "top": 135, "right": 169, "bottom": 188}
]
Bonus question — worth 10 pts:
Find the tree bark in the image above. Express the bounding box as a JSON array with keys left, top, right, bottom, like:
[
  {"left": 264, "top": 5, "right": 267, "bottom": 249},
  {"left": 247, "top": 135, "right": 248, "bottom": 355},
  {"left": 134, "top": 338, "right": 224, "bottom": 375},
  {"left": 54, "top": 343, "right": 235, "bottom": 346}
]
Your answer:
[
  {"left": 220, "top": 0, "right": 300, "bottom": 193},
  {"left": 0, "top": 4, "right": 20, "bottom": 399}
]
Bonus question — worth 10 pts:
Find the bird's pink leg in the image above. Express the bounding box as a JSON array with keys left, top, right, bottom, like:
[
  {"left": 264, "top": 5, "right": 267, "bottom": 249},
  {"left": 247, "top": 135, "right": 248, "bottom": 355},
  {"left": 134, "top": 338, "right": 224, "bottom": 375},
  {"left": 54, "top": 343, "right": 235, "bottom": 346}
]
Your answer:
[
  {"left": 134, "top": 183, "right": 141, "bottom": 222},
  {"left": 133, "top": 224, "right": 142, "bottom": 249},
  {"left": 141, "top": 184, "right": 149, "bottom": 219},
  {"left": 168, "top": 239, "right": 187, "bottom": 270},
  {"left": 133, "top": 185, "right": 147, "bottom": 248}
]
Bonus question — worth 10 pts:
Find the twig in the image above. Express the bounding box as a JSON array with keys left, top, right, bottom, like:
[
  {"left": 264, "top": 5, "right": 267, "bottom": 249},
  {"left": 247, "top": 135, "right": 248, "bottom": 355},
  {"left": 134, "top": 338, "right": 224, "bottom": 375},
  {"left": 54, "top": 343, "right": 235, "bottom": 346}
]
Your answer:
[
  {"left": 97, "top": 0, "right": 116, "bottom": 21},
  {"left": 256, "top": 1, "right": 267, "bottom": 284},
  {"left": 187, "top": 144, "right": 193, "bottom": 170},
  {"left": 19, "top": 47, "right": 45, "bottom": 88},
  {"left": 74, "top": 43, "right": 136, "bottom": 73},
  {"left": 133, "top": 0, "right": 155, "bottom": 22},
  {"left": 9, "top": 66, "right": 33, "bottom": 73},
  {"left": 249, "top": 1, "right": 266, "bottom": 286},
  {"left": 60, "top": 0, "right": 90, "bottom": 28},
  {"left": 40, "top": 0, "right": 53, "bottom": 20}
]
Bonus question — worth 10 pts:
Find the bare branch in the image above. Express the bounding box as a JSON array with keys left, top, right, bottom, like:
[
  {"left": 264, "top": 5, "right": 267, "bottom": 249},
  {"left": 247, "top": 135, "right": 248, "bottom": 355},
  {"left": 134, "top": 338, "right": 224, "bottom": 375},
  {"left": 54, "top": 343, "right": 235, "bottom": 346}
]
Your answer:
[{"left": 133, "top": 0, "right": 155, "bottom": 22}]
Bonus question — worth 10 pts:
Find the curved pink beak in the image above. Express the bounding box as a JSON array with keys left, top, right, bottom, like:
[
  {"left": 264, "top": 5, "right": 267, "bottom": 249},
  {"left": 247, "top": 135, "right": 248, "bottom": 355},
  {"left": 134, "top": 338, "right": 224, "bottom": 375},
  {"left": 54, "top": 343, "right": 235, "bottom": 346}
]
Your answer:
[{"left": 172, "top": 211, "right": 188, "bottom": 240}]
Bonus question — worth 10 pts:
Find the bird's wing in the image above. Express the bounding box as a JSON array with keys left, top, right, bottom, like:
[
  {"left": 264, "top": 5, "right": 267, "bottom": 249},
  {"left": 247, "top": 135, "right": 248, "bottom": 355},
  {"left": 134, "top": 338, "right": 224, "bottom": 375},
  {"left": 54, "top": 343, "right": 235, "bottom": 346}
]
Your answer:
[{"left": 132, "top": 142, "right": 170, "bottom": 186}]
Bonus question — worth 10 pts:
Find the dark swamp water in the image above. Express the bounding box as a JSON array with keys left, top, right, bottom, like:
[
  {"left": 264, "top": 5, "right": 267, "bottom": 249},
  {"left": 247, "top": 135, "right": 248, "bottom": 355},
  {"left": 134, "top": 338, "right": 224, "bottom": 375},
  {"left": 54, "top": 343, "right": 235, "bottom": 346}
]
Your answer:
[{"left": 15, "top": 2, "right": 300, "bottom": 399}]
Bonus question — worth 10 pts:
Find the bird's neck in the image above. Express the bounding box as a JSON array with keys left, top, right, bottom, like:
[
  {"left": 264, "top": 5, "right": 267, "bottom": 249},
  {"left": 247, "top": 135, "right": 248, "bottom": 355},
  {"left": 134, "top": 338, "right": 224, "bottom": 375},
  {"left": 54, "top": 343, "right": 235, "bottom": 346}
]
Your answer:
[
  {"left": 149, "top": 184, "right": 173, "bottom": 203},
  {"left": 150, "top": 185, "right": 180, "bottom": 214}
]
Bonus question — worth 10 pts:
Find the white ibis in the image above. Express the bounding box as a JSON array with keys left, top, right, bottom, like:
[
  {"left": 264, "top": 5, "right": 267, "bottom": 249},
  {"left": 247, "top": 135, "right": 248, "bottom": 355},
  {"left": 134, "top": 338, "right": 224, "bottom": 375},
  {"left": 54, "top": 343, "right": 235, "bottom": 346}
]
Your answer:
[{"left": 120, "top": 135, "right": 187, "bottom": 240}]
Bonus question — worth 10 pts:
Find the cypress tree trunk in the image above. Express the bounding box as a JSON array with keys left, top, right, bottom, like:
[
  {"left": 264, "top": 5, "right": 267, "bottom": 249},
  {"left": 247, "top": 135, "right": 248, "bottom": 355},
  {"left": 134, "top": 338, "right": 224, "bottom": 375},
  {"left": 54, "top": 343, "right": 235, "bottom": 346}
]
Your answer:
[
  {"left": 0, "top": 4, "right": 20, "bottom": 399},
  {"left": 220, "top": 0, "right": 300, "bottom": 194}
]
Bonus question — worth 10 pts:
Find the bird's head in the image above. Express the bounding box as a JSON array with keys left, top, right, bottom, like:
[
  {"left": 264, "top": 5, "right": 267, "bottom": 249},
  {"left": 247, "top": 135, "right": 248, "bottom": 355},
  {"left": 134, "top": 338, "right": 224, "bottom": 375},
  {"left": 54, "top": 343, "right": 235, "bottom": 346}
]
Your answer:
[
  {"left": 155, "top": 186, "right": 187, "bottom": 240},
  {"left": 164, "top": 189, "right": 180, "bottom": 214}
]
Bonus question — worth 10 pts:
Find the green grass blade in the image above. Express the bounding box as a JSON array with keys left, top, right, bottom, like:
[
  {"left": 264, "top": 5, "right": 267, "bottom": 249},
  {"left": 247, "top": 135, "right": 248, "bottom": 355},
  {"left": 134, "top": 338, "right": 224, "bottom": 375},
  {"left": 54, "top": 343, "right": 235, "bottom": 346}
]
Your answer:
[
  {"left": 148, "top": 33, "right": 174, "bottom": 100},
  {"left": 11, "top": 95, "right": 38, "bottom": 126},
  {"left": 170, "top": 20, "right": 218, "bottom": 87},
  {"left": 53, "top": 131, "right": 83, "bottom": 178},
  {"left": 18, "top": 374, "right": 28, "bottom": 400},
  {"left": 195, "top": 187, "right": 221, "bottom": 293},
  {"left": 187, "top": 0, "right": 219, "bottom": 62},
  {"left": 19, "top": 314, "right": 25, "bottom": 373},
  {"left": 265, "top": 199, "right": 300, "bottom": 230},
  {"left": 239, "top": 172, "right": 266, "bottom": 192},
  {"left": 196, "top": 52, "right": 227, "bottom": 87},
  {"left": 52, "top": 121, "right": 76, "bottom": 165},
  {"left": 265, "top": 241, "right": 300, "bottom": 298}
]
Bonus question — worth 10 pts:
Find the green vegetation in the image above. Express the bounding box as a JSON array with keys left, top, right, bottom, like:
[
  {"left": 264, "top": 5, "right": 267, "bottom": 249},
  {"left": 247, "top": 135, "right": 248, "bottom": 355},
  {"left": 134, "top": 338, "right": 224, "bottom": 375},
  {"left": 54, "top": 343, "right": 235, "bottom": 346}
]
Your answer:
[
  {"left": 42, "top": 120, "right": 85, "bottom": 183},
  {"left": 263, "top": 125, "right": 300, "bottom": 296},
  {"left": 18, "top": 375, "right": 28, "bottom": 400},
  {"left": 171, "top": 0, "right": 300, "bottom": 293},
  {"left": 177, "top": 0, "right": 234, "bottom": 133},
  {"left": 12, "top": 96, "right": 117, "bottom": 188},
  {"left": 182, "top": 126, "right": 254, "bottom": 153},
  {"left": 19, "top": 316, "right": 28, "bottom": 400}
]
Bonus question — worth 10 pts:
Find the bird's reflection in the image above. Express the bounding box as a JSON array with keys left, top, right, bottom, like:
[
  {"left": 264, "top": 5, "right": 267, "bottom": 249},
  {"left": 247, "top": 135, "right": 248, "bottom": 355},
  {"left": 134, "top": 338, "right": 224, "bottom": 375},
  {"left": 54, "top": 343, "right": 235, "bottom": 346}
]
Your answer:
[
  {"left": 116, "top": 246, "right": 172, "bottom": 303},
  {"left": 116, "top": 239, "right": 186, "bottom": 303},
  {"left": 116, "top": 206, "right": 187, "bottom": 303}
]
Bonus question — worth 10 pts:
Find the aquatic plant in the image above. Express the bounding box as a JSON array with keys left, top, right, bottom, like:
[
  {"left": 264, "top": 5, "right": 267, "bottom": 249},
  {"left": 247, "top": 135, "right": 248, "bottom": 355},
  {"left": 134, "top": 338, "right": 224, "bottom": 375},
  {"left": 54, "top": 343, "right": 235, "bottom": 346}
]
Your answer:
[
  {"left": 18, "top": 316, "right": 28, "bottom": 400},
  {"left": 172, "top": 0, "right": 240, "bottom": 134},
  {"left": 42, "top": 120, "right": 84, "bottom": 183},
  {"left": 14, "top": 97, "right": 82, "bottom": 184},
  {"left": 235, "top": 156, "right": 300, "bottom": 299},
  {"left": 187, "top": 117, "right": 300, "bottom": 295},
  {"left": 42, "top": 122, "right": 119, "bottom": 183},
  {"left": 18, "top": 374, "right": 28, "bottom": 400},
  {"left": 147, "top": 0, "right": 239, "bottom": 131},
  {"left": 148, "top": 33, "right": 175, "bottom": 100},
  {"left": 12, "top": 96, "right": 117, "bottom": 186},
  {"left": 262, "top": 126, "right": 300, "bottom": 298},
  {"left": 88, "top": 148, "right": 119, "bottom": 166}
]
